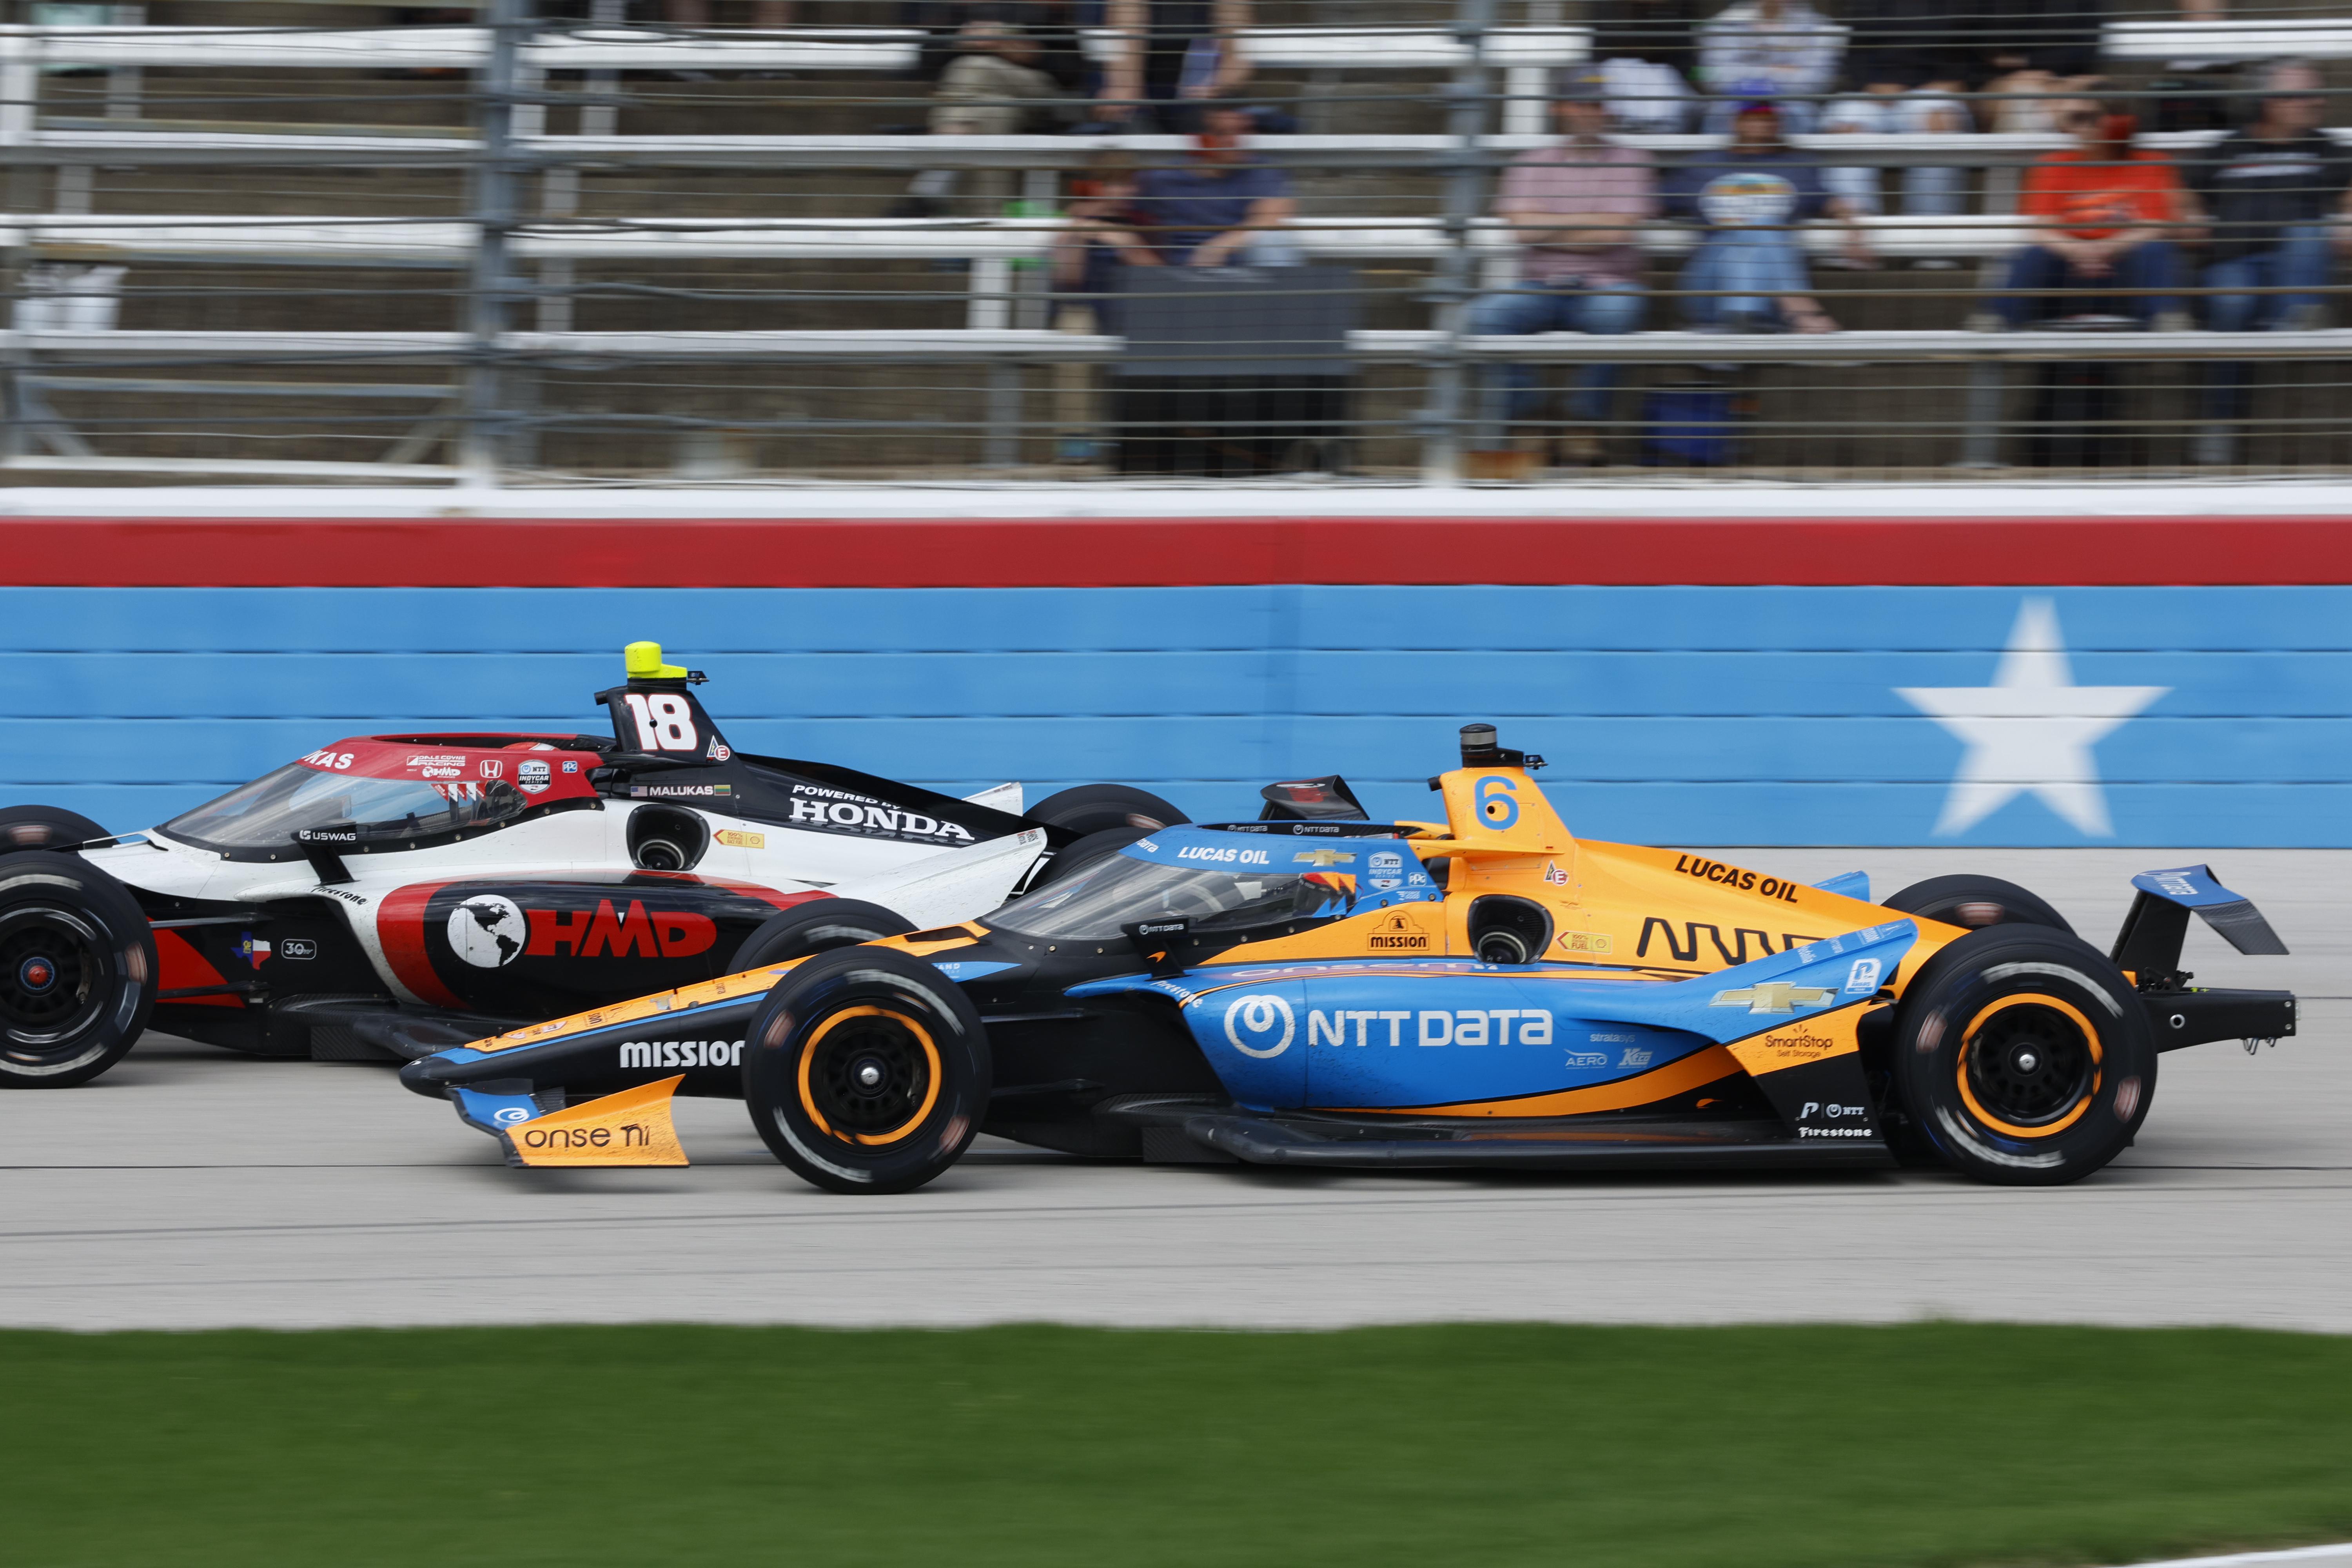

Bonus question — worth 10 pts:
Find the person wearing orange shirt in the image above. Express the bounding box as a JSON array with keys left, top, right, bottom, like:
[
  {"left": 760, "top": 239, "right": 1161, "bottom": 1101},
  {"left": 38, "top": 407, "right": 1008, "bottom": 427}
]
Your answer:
[{"left": 1985, "top": 99, "right": 2195, "bottom": 330}]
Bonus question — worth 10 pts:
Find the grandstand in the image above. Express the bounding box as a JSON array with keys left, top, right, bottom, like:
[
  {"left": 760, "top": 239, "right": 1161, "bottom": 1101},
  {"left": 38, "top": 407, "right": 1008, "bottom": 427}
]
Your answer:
[{"left": 3, "top": 0, "right": 2350, "bottom": 482}]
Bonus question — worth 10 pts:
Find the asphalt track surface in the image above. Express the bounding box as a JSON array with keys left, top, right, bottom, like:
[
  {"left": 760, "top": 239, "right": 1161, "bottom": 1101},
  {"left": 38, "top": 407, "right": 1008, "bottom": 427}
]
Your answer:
[{"left": 4, "top": 849, "right": 2344, "bottom": 1332}]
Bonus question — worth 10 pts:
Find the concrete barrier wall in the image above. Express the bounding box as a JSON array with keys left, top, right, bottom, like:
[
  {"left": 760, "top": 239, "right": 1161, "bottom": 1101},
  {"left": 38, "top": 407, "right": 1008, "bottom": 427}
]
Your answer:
[{"left": 5, "top": 513, "right": 2348, "bottom": 847}]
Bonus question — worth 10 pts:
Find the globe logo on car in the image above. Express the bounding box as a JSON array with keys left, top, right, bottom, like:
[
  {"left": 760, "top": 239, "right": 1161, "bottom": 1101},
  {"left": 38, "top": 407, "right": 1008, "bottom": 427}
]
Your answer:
[
  {"left": 447, "top": 894, "right": 528, "bottom": 968},
  {"left": 1223, "top": 993, "right": 1296, "bottom": 1058}
]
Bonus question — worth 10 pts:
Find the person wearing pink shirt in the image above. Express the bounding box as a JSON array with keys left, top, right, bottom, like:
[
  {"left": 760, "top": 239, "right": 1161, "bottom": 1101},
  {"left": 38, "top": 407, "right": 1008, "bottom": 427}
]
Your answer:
[{"left": 1467, "top": 71, "right": 1659, "bottom": 464}]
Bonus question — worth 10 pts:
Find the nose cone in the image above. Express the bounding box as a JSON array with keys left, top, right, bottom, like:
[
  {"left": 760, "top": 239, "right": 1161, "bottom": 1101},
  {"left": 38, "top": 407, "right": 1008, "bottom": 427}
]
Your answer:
[{"left": 399, "top": 1054, "right": 458, "bottom": 1099}]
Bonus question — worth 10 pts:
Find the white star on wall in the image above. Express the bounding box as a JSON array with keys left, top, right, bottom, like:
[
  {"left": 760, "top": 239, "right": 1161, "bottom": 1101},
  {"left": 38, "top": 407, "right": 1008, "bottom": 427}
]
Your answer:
[{"left": 1896, "top": 599, "right": 2169, "bottom": 838}]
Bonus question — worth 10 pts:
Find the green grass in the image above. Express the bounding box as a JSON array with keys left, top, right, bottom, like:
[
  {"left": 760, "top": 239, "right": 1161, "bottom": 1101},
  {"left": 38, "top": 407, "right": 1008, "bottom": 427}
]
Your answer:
[{"left": 6, "top": 1323, "right": 2350, "bottom": 1568}]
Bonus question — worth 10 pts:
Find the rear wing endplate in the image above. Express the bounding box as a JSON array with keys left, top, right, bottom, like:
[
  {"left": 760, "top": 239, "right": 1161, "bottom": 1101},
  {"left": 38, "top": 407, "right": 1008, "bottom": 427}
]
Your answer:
[{"left": 2112, "top": 864, "right": 2289, "bottom": 980}]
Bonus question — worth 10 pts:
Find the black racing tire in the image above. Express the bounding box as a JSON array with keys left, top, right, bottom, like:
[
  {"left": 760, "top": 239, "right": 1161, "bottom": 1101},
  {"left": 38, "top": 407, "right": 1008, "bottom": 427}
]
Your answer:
[
  {"left": 0, "top": 805, "right": 112, "bottom": 853},
  {"left": 1883, "top": 873, "right": 2074, "bottom": 937},
  {"left": 742, "top": 946, "right": 990, "bottom": 1195},
  {"left": 0, "top": 851, "right": 158, "bottom": 1088},
  {"left": 1891, "top": 925, "right": 2154, "bottom": 1186},
  {"left": 733, "top": 899, "right": 915, "bottom": 971},
  {"left": 1024, "top": 784, "right": 1187, "bottom": 836},
  {"left": 1030, "top": 826, "right": 1152, "bottom": 890}
]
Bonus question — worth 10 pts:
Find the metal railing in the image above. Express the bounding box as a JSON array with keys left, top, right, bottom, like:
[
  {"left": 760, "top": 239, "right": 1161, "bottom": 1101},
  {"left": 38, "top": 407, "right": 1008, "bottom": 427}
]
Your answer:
[{"left": 4, "top": 0, "right": 2352, "bottom": 484}]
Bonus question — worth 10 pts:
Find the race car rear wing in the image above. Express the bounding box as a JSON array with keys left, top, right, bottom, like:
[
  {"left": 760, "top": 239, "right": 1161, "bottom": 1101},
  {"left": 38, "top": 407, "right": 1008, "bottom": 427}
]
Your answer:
[{"left": 2112, "top": 864, "right": 2289, "bottom": 986}]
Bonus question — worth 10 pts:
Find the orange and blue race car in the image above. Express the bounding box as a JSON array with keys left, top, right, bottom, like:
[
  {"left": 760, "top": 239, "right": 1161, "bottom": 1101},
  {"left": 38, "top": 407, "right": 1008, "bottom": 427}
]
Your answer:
[{"left": 400, "top": 724, "right": 2299, "bottom": 1192}]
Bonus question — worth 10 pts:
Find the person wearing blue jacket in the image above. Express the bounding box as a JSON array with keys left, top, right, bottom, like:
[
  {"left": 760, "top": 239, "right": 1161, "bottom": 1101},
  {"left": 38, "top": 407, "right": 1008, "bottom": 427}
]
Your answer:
[{"left": 1662, "top": 99, "right": 1872, "bottom": 331}]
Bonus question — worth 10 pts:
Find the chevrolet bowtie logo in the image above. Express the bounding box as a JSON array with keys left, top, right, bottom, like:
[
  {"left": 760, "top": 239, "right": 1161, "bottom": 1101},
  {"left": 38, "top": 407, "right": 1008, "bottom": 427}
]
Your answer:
[
  {"left": 1292, "top": 848, "right": 1357, "bottom": 867},
  {"left": 1710, "top": 982, "right": 1837, "bottom": 1014}
]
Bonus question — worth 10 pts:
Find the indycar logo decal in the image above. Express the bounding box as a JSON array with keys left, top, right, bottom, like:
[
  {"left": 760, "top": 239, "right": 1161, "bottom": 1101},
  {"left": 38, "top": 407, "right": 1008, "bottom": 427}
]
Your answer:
[{"left": 517, "top": 759, "right": 551, "bottom": 795}]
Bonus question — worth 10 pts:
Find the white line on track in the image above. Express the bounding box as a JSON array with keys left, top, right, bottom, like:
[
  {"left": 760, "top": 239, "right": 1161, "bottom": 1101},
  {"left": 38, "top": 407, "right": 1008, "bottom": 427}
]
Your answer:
[{"left": 2126, "top": 1548, "right": 2352, "bottom": 1567}]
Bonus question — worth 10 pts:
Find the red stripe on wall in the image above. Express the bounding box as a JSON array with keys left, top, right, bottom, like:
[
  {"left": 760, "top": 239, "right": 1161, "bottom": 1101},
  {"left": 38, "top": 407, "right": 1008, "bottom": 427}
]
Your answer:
[{"left": 8, "top": 516, "right": 2352, "bottom": 587}]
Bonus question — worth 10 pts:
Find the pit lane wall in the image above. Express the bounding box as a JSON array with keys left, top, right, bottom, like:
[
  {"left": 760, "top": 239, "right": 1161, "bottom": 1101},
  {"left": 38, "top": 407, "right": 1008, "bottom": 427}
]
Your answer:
[{"left": 5, "top": 503, "right": 2351, "bottom": 848}]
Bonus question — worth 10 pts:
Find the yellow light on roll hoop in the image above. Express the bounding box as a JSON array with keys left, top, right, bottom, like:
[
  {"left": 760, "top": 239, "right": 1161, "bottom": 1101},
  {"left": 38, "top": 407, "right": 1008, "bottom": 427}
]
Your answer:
[{"left": 623, "top": 641, "right": 689, "bottom": 680}]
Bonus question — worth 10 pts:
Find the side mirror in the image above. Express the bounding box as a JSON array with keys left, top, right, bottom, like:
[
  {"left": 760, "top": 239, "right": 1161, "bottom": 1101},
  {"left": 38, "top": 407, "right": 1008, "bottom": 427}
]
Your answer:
[{"left": 1122, "top": 917, "right": 1191, "bottom": 975}]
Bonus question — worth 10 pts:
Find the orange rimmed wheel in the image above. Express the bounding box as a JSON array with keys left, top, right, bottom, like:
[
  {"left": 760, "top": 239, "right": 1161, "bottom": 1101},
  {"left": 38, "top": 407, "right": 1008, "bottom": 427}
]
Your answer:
[
  {"left": 796, "top": 1005, "right": 943, "bottom": 1146},
  {"left": 1956, "top": 995, "right": 2102, "bottom": 1139},
  {"left": 1892, "top": 926, "right": 2154, "bottom": 1186},
  {"left": 744, "top": 946, "right": 989, "bottom": 1195}
]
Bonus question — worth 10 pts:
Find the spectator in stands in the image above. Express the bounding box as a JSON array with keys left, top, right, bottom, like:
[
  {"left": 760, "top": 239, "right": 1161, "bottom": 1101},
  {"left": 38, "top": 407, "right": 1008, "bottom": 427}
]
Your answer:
[
  {"left": 1976, "top": 0, "right": 2106, "bottom": 134},
  {"left": 904, "top": 1, "right": 1087, "bottom": 95},
  {"left": 1696, "top": 0, "right": 1842, "bottom": 134},
  {"left": 1822, "top": 0, "right": 1973, "bottom": 253},
  {"left": 1052, "top": 151, "right": 1161, "bottom": 461},
  {"left": 2187, "top": 59, "right": 2352, "bottom": 462},
  {"left": 1053, "top": 150, "right": 1162, "bottom": 311},
  {"left": 894, "top": 20, "right": 1071, "bottom": 217},
  {"left": 929, "top": 19, "right": 1069, "bottom": 137},
  {"left": 1983, "top": 100, "right": 2193, "bottom": 330},
  {"left": 1129, "top": 96, "right": 1296, "bottom": 265},
  {"left": 1665, "top": 99, "right": 1870, "bottom": 331},
  {"left": 1089, "top": 0, "right": 1253, "bottom": 132},
  {"left": 1589, "top": 0, "right": 1705, "bottom": 132},
  {"left": 1466, "top": 71, "right": 1658, "bottom": 465}
]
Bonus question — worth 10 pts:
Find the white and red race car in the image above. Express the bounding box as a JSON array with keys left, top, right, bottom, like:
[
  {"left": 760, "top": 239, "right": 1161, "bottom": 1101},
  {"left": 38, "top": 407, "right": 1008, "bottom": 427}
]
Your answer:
[{"left": 0, "top": 642, "right": 1183, "bottom": 1087}]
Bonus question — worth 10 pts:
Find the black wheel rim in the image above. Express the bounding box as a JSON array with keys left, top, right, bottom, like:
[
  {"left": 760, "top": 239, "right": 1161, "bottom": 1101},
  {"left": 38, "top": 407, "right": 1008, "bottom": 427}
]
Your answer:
[
  {"left": 805, "top": 1007, "right": 936, "bottom": 1141},
  {"left": 0, "top": 906, "right": 106, "bottom": 1049},
  {"left": 1964, "top": 1001, "right": 2095, "bottom": 1127}
]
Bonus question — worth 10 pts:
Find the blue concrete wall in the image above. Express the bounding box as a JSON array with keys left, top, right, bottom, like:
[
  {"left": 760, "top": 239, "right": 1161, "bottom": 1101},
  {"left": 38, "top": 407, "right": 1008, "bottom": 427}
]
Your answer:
[{"left": 4, "top": 585, "right": 2346, "bottom": 846}]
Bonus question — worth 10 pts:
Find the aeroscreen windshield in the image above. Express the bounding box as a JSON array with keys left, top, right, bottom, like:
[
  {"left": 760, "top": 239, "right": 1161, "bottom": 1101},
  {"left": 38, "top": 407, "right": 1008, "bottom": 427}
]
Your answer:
[
  {"left": 988, "top": 850, "right": 1345, "bottom": 941},
  {"left": 163, "top": 763, "right": 529, "bottom": 853}
]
